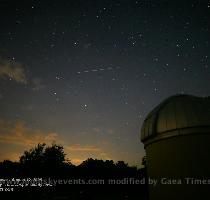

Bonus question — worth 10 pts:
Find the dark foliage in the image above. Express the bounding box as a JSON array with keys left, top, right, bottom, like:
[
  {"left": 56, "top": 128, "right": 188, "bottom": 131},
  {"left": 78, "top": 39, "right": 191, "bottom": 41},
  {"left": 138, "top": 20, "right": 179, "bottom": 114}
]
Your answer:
[{"left": 0, "top": 143, "right": 148, "bottom": 200}]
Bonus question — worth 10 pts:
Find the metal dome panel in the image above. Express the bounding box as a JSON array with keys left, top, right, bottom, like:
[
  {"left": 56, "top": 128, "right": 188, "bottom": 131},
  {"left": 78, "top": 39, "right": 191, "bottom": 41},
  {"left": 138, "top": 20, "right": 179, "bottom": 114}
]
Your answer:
[{"left": 141, "top": 95, "right": 210, "bottom": 144}]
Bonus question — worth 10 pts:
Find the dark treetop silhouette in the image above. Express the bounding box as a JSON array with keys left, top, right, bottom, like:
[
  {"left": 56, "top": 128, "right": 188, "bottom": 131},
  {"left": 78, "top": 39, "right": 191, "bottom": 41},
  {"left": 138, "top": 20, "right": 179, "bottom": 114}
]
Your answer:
[{"left": 0, "top": 143, "right": 148, "bottom": 200}]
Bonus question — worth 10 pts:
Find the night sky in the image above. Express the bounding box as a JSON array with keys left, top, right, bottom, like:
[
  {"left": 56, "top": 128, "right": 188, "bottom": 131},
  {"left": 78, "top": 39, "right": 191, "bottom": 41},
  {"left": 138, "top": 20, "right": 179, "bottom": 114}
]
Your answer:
[{"left": 0, "top": 0, "right": 209, "bottom": 166}]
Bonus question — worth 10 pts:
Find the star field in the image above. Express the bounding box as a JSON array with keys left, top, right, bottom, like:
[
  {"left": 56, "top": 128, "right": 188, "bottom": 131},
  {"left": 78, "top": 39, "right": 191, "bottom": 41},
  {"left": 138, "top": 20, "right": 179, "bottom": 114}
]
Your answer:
[{"left": 0, "top": 0, "right": 209, "bottom": 166}]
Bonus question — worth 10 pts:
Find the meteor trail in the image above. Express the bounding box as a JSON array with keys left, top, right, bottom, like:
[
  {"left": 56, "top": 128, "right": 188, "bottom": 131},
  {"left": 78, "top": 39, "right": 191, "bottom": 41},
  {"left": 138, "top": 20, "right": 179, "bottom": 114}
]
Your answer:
[{"left": 77, "top": 66, "right": 120, "bottom": 75}]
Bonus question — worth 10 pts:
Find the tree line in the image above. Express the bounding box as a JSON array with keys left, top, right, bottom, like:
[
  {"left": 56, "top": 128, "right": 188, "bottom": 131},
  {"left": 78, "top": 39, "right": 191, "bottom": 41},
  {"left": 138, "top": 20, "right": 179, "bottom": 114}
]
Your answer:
[{"left": 0, "top": 143, "right": 148, "bottom": 200}]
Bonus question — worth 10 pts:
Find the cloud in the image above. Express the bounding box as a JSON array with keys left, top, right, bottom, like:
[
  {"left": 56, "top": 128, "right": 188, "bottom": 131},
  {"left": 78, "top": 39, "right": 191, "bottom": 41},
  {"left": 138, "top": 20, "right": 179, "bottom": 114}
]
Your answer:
[
  {"left": 1, "top": 152, "right": 20, "bottom": 162},
  {"left": 107, "top": 129, "right": 115, "bottom": 134},
  {"left": 65, "top": 144, "right": 112, "bottom": 165},
  {"left": 0, "top": 58, "right": 27, "bottom": 84},
  {"left": 93, "top": 127, "right": 101, "bottom": 134},
  {"left": 0, "top": 58, "right": 46, "bottom": 91},
  {"left": 0, "top": 119, "right": 112, "bottom": 164},
  {"left": 70, "top": 158, "right": 85, "bottom": 165},
  {"left": 0, "top": 120, "right": 62, "bottom": 147},
  {"left": 31, "top": 78, "right": 45, "bottom": 91},
  {"left": 99, "top": 152, "right": 112, "bottom": 160},
  {"left": 21, "top": 105, "right": 34, "bottom": 112},
  {"left": 68, "top": 151, "right": 112, "bottom": 166},
  {"left": 65, "top": 144, "right": 101, "bottom": 152}
]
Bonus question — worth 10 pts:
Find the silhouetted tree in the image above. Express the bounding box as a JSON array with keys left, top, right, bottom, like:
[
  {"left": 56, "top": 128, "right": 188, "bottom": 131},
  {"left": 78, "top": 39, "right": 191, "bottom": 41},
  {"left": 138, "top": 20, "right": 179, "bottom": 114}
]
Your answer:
[
  {"left": 141, "top": 155, "right": 147, "bottom": 168},
  {"left": 43, "top": 144, "right": 66, "bottom": 166},
  {"left": 20, "top": 143, "right": 46, "bottom": 166},
  {"left": 0, "top": 160, "right": 20, "bottom": 177},
  {"left": 19, "top": 143, "right": 68, "bottom": 176},
  {"left": 115, "top": 161, "right": 129, "bottom": 170},
  {"left": 104, "top": 160, "right": 115, "bottom": 168},
  {"left": 20, "top": 143, "right": 66, "bottom": 166},
  {"left": 0, "top": 143, "right": 148, "bottom": 200}
]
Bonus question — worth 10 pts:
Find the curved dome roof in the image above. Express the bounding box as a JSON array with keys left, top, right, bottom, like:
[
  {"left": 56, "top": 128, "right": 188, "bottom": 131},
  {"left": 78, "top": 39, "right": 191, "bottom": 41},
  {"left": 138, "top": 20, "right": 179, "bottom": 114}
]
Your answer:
[{"left": 141, "top": 95, "right": 210, "bottom": 145}]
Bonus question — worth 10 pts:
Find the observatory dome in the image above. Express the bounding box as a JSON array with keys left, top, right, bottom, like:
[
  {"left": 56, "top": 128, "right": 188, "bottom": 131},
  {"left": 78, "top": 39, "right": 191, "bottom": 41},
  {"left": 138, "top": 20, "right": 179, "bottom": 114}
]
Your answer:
[{"left": 141, "top": 95, "right": 210, "bottom": 146}]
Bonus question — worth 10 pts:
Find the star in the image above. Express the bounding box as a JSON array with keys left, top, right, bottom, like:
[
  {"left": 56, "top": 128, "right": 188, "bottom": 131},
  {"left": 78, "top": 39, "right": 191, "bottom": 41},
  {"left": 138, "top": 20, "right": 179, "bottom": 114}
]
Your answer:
[
  {"left": 82, "top": 104, "right": 88, "bottom": 110},
  {"left": 0, "top": 0, "right": 209, "bottom": 168},
  {"left": 154, "top": 88, "right": 158, "bottom": 92},
  {"left": 50, "top": 44, "right": 55, "bottom": 48},
  {"left": 154, "top": 57, "right": 159, "bottom": 62},
  {"left": 56, "top": 76, "right": 63, "bottom": 80}
]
